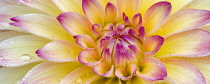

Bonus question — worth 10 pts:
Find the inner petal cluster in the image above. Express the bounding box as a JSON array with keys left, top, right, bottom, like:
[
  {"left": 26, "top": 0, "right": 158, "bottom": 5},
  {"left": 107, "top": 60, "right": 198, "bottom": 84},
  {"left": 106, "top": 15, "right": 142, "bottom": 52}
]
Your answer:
[{"left": 76, "top": 9, "right": 166, "bottom": 80}]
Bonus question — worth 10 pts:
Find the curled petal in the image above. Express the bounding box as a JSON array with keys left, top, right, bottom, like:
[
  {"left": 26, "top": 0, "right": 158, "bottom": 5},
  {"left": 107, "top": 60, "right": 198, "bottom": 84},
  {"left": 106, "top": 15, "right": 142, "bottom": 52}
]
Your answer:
[
  {"left": 115, "top": 64, "right": 137, "bottom": 80},
  {"left": 52, "top": 0, "right": 84, "bottom": 15},
  {"left": 36, "top": 40, "right": 83, "bottom": 62},
  {"left": 156, "top": 29, "right": 210, "bottom": 58},
  {"left": 78, "top": 49, "right": 101, "bottom": 66},
  {"left": 122, "top": 13, "right": 132, "bottom": 25},
  {"left": 74, "top": 34, "right": 96, "bottom": 48},
  {"left": 93, "top": 63, "right": 115, "bottom": 78},
  {"left": 137, "top": 26, "right": 146, "bottom": 41},
  {"left": 132, "top": 13, "right": 142, "bottom": 28},
  {"left": 143, "top": 35, "right": 164, "bottom": 56},
  {"left": 136, "top": 57, "right": 167, "bottom": 81},
  {"left": 21, "top": 61, "right": 83, "bottom": 84},
  {"left": 144, "top": 1, "right": 172, "bottom": 34},
  {"left": 105, "top": 2, "right": 118, "bottom": 22},
  {"left": 153, "top": 9, "right": 210, "bottom": 37},
  {"left": 60, "top": 66, "right": 96, "bottom": 84},
  {"left": 92, "top": 24, "right": 102, "bottom": 40},
  {"left": 161, "top": 58, "right": 206, "bottom": 84},
  {"left": 82, "top": 0, "right": 104, "bottom": 25},
  {"left": 57, "top": 12, "right": 93, "bottom": 37},
  {"left": 0, "top": 35, "right": 50, "bottom": 67},
  {"left": 10, "top": 14, "right": 73, "bottom": 41},
  {"left": 15, "top": 0, "right": 62, "bottom": 16}
]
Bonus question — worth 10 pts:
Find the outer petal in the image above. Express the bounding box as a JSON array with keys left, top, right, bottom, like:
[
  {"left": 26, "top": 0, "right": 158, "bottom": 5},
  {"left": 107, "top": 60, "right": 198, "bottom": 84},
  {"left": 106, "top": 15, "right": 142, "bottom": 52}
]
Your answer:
[
  {"left": 82, "top": 0, "right": 105, "bottom": 25},
  {"left": 57, "top": 12, "right": 93, "bottom": 37},
  {"left": 0, "top": 35, "right": 50, "bottom": 67},
  {"left": 136, "top": 57, "right": 167, "bottom": 81},
  {"left": 0, "top": 31, "right": 28, "bottom": 41},
  {"left": 15, "top": 0, "right": 62, "bottom": 16},
  {"left": 161, "top": 58, "right": 206, "bottom": 84},
  {"left": 10, "top": 14, "right": 73, "bottom": 41},
  {"left": 152, "top": 9, "right": 210, "bottom": 37},
  {"left": 21, "top": 61, "right": 83, "bottom": 84},
  {"left": 36, "top": 40, "right": 83, "bottom": 62},
  {"left": 52, "top": 0, "right": 84, "bottom": 15},
  {"left": 0, "top": 62, "right": 41, "bottom": 84},
  {"left": 0, "top": 0, "right": 20, "bottom": 6},
  {"left": 60, "top": 66, "right": 97, "bottom": 84},
  {"left": 164, "top": 0, "right": 193, "bottom": 14},
  {"left": 156, "top": 29, "right": 210, "bottom": 58},
  {"left": 0, "top": 5, "right": 43, "bottom": 32},
  {"left": 182, "top": 56, "right": 210, "bottom": 83},
  {"left": 182, "top": 0, "right": 210, "bottom": 10},
  {"left": 143, "top": 1, "right": 172, "bottom": 34}
]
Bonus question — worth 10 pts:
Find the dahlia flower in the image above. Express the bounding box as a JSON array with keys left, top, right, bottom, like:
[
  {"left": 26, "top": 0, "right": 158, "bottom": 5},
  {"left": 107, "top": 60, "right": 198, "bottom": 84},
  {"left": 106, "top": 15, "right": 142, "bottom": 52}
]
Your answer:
[{"left": 0, "top": 0, "right": 210, "bottom": 84}]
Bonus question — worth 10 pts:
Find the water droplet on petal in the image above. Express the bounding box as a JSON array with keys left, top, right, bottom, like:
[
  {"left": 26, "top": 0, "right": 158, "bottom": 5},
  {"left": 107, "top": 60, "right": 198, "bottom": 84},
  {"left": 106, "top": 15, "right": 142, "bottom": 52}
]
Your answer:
[
  {"left": 76, "top": 78, "right": 83, "bottom": 83},
  {"left": 19, "top": 54, "right": 31, "bottom": 60}
]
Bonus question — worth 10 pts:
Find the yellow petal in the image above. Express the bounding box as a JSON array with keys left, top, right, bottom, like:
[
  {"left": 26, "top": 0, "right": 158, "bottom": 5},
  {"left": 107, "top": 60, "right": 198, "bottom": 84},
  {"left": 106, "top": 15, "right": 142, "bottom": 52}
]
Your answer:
[
  {"left": 36, "top": 40, "right": 83, "bottom": 62},
  {"left": 0, "top": 62, "right": 41, "bottom": 84},
  {"left": 182, "top": 0, "right": 210, "bottom": 10},
  {"left": 182, "top": 56, "right": 210, "bottom": 83},
  {"left": 16, "top": 0, "right": 62, "bottom": 16},
  {"left": 152, "top": 9, "right": 210, "bottom": 37},
  {"left": 21, "top": 61, "right": 83, "bottom": 84},
  {"left": 52, "top": 0, "right": 84, "bottom": 15},
  {"left": 10, "top": 14, "right": 74, "bottom": 41},
  {"left": 156, "top": 29, "right": 210, "bottom": 58},
  {"left": 60, "top": 66, "right": 96, "bottom": 84},
  {"left": 161, "top": 58, "right": 206, "bottom": 84},
  {"left": 137, "top": 0, "right": 162, "bottom": 19},
  {"left": 0, "top": 35, "right": 50, "bottom": 67},
  {"left": 82, "top": 0, "right": 105, "bottom": 25},
  {"left": 164, "top": 0, "right": 193, "bottom": 14}
]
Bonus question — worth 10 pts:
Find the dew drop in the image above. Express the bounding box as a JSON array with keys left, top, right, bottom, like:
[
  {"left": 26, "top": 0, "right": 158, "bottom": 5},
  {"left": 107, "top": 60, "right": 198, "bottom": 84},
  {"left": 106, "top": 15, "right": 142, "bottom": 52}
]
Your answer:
[
  {"left": 19, "top": 54, "right": 31, "bottom": 60},
  {"left": 76, "top": 78, "right": 83, "bottom": 83}
]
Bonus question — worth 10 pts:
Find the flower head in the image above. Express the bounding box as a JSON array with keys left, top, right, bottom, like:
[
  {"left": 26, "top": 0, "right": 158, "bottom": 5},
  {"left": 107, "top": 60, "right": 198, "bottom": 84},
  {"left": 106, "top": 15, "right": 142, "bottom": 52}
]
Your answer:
[{"left": 0, "top": 0, "right": 210, "bottom": 84}]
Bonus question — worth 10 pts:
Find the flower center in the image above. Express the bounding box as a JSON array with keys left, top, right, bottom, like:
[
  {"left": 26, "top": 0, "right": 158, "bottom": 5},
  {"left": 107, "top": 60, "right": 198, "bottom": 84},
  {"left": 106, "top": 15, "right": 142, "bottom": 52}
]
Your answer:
[{"left": 77, "top": 12, "right": 164, "bottom": 80}]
